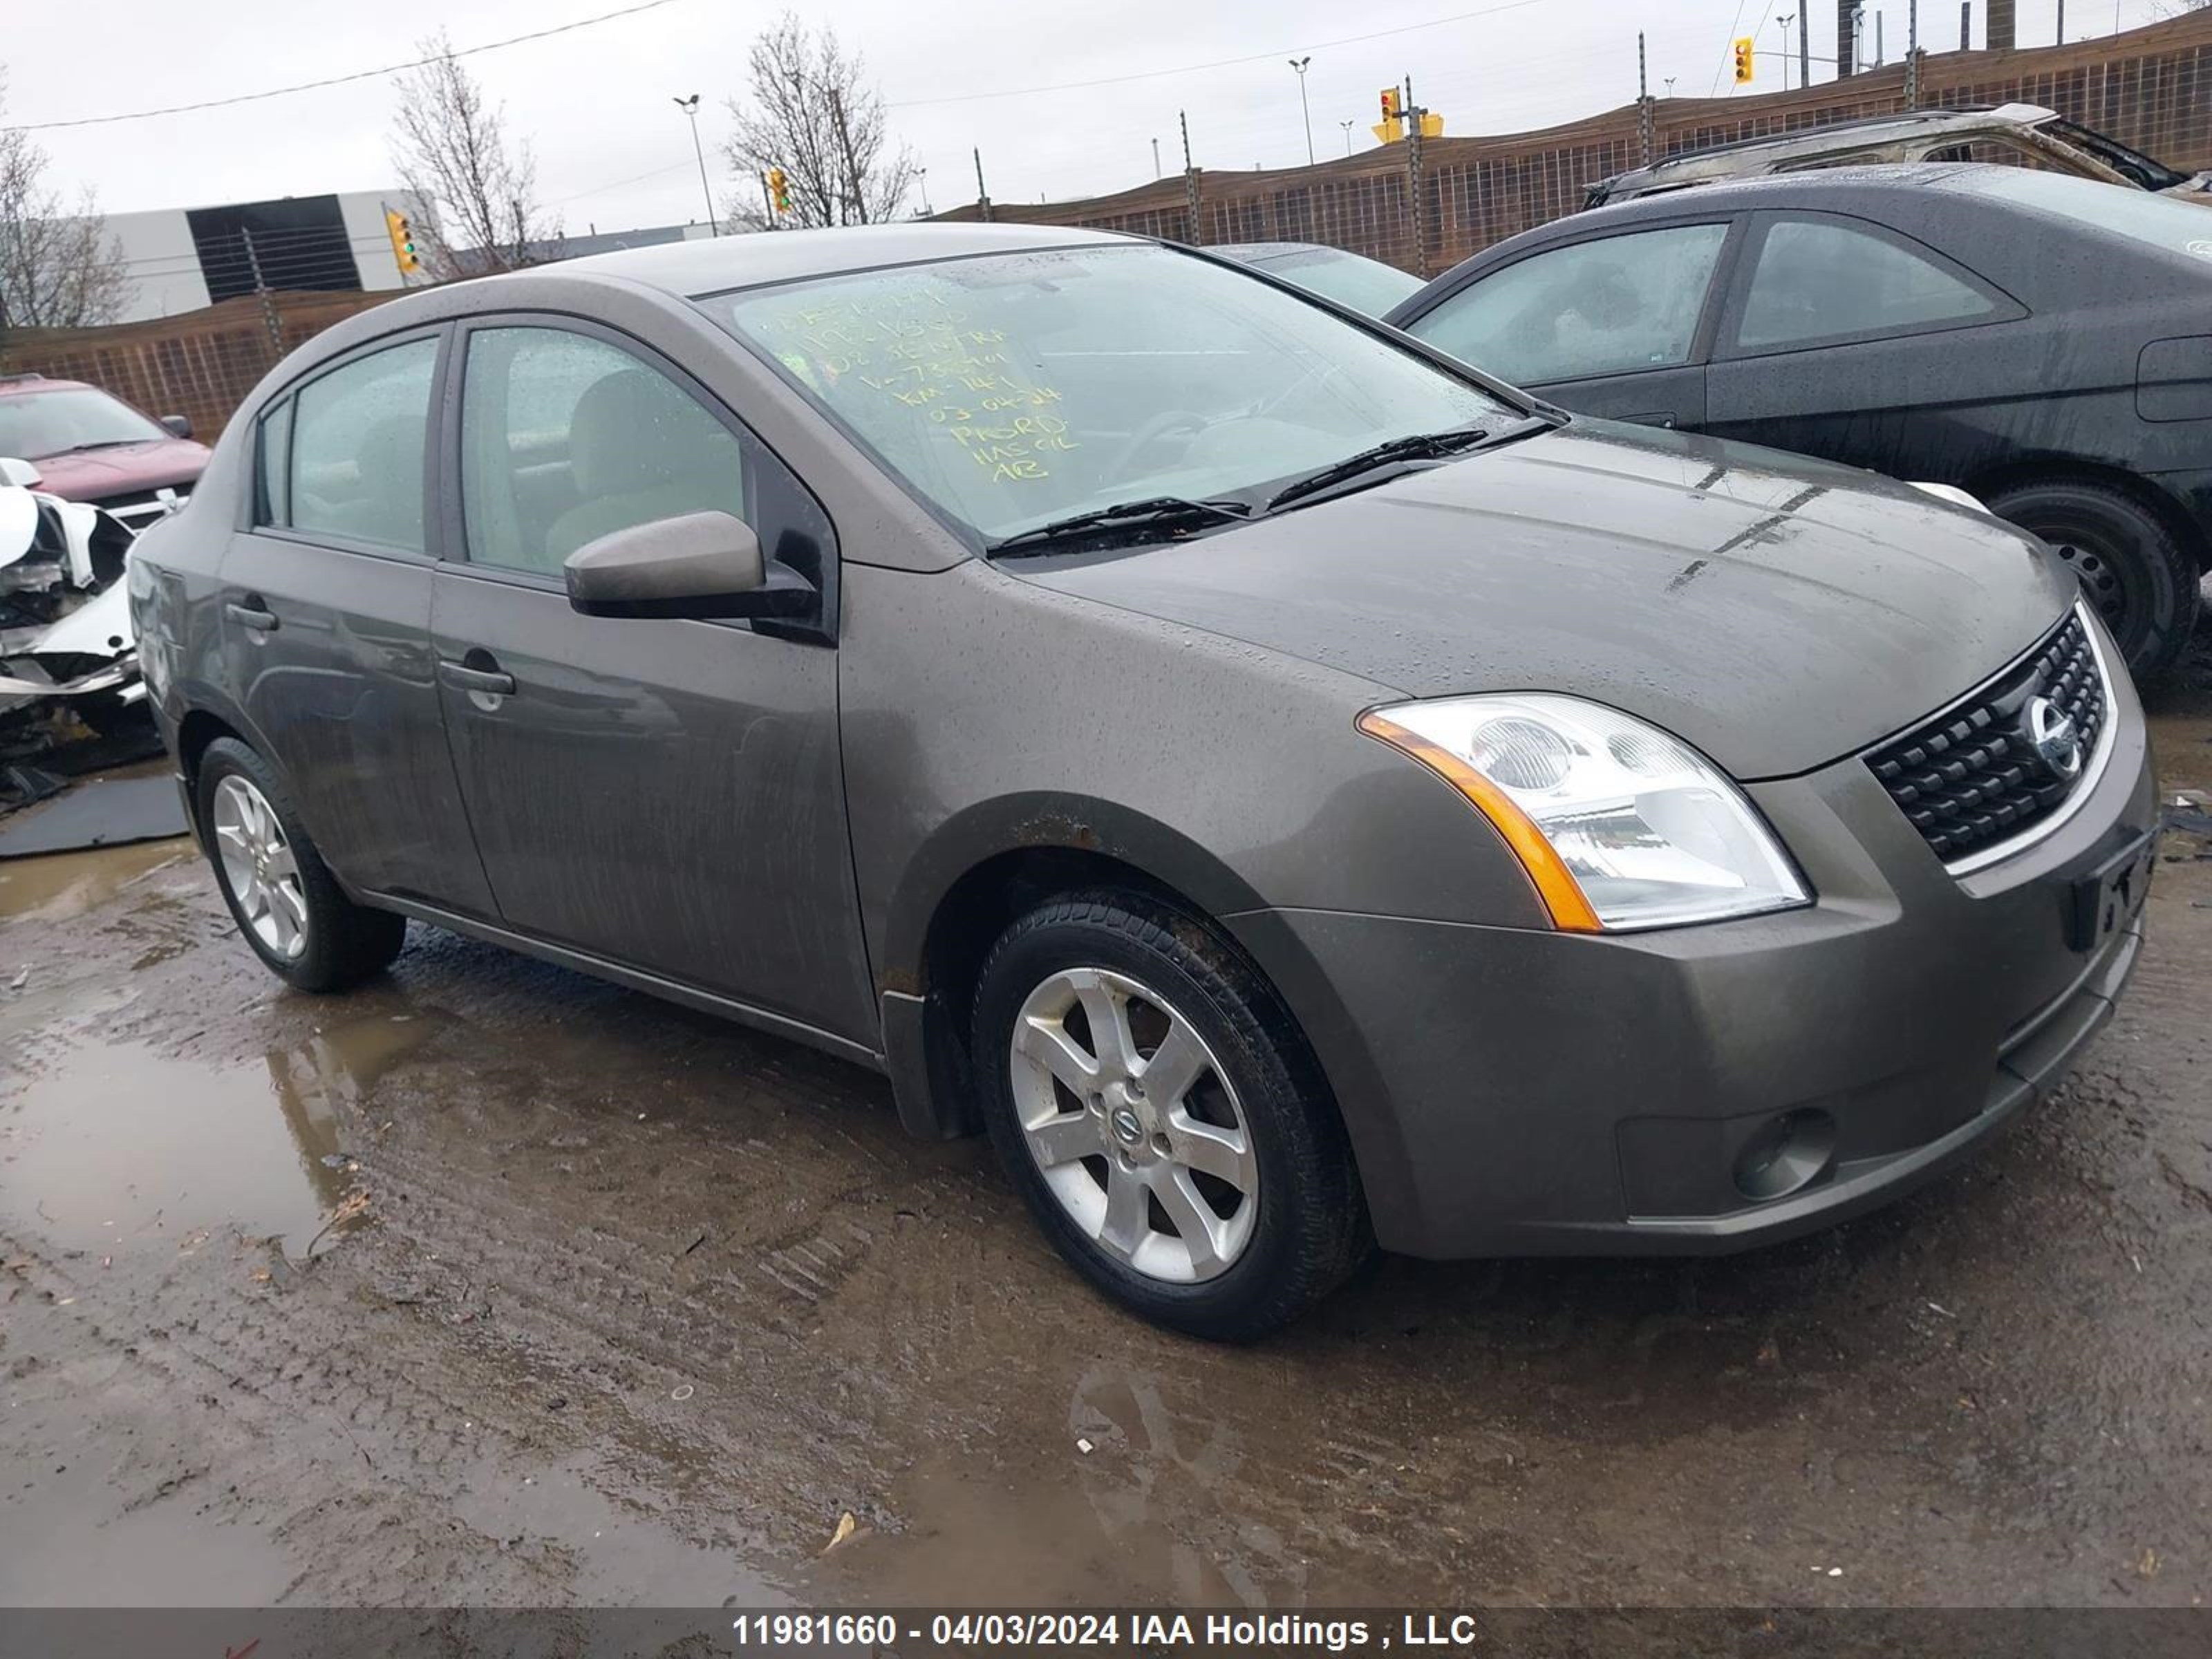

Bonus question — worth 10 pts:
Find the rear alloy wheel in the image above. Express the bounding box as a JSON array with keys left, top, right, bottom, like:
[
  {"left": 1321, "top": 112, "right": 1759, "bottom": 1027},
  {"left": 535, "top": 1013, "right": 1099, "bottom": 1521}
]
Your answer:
[
  {"left": 972, "top": 890, "right": 1369, "bottom": 1340},
  {"left": 196, "top": 736, "right": 407, "bottom": 993},
  {"left": 1988, "top": 478, "right": 2200, "bottom": 679}
]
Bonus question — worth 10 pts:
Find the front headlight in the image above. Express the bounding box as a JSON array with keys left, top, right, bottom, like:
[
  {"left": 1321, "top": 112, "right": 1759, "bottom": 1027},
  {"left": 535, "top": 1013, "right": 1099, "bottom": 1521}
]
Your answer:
[{"left": 1358, "top": 693, "right": 1810, "bottom": 932}]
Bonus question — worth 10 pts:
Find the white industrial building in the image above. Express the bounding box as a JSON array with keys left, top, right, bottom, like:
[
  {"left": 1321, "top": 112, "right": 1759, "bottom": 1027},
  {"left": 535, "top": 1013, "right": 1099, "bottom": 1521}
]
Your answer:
[{"left": 96, "top": 189, "right": 427, "bottom": 321}]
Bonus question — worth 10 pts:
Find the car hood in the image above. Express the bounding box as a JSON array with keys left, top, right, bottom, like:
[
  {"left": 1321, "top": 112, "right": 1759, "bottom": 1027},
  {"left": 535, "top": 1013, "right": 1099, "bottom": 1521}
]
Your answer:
[
  {"left": 26, "top": 438, "right": 209, "bottom": 501},
  {"left": 1015, "top": 421, "right": 2075, "bottom": 780}
]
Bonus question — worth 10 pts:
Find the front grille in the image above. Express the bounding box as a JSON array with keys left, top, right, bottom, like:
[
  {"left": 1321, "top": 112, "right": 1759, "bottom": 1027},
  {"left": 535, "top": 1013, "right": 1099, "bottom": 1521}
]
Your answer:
[{"left": 1865, "top": 608, "right": 2108, "bottom": 865}]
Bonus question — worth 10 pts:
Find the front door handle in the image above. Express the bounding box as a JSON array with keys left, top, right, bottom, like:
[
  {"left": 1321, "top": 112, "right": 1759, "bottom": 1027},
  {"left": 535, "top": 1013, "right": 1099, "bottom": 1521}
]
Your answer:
[
  {"left": 438, "top": 657, "right": 517, "bottom": 697},
  {"left": 226, "top": 599, "right": 279, "bottom": 632}
]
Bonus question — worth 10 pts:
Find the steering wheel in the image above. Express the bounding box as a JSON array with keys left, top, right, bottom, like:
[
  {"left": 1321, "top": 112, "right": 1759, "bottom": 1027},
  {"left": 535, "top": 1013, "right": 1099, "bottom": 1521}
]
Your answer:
[{"left": 1108, "top": 409, "right": 1208, "bottom": 477}]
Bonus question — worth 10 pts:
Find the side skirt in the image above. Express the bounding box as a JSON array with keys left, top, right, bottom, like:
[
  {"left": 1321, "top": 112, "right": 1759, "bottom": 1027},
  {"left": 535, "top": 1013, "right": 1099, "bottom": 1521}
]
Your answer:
[{"left": 364, "top": 892, "right": 888, "bottom": 1074}]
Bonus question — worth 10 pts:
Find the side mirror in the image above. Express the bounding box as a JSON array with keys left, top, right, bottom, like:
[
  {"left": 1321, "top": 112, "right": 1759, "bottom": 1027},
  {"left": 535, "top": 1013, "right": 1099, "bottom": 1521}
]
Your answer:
[
  {"left": 160, "top": 414, "right": 194, "bottom": 440},
  {"left": 0, "top": 456, "right": 42, "bottom": 489},
  {"left": 563, "top": 510, "right": 812, "bottom": 620}
]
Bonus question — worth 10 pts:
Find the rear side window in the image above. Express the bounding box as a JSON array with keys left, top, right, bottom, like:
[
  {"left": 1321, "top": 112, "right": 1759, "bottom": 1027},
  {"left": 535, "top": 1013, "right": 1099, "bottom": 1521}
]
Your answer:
[
  {"left": 458, "top": 326, "right": 750, "bottom": 578},
  {"left": 1406, "top": 223, "right": 1730, "bottom": 386},
  {"left": 281, "top": 337, "right": 440, "bottom": 552},
  {"left": 1732, "top": 218, "right": 1997, "bottom": 352},
  {"left": 256, "top": 398, "right": 292, "bottom": 525}
]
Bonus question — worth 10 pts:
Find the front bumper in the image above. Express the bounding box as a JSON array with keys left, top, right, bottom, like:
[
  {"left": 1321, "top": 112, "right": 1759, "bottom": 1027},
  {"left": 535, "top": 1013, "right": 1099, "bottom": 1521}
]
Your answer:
[{"left": 1228, "top": 664, "right": 2157, "bottom": 1259}]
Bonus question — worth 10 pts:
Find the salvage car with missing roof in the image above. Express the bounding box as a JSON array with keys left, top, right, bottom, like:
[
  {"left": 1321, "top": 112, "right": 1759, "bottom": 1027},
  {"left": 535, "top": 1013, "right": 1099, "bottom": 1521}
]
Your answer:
[{"left": 127, "top": 223, "right": 2154, "bottom": 1338}]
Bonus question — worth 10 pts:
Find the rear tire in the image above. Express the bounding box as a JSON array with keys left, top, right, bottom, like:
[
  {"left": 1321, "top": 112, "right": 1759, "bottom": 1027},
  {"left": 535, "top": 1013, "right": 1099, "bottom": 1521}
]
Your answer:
[
  {"left": 195, "top": 737, "right": 406, "bottom": 993},
  {"left": 971, "top": 888, "right": 1369, "bottom": 1340},
  {"left": 1987, "top": 478, "right": 2199, "bottom": 679}
]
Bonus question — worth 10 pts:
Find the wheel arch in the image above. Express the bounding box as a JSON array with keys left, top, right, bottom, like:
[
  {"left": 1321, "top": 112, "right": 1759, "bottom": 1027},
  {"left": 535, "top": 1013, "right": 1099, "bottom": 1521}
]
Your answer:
[{"left": 879, "top": 794, "right": 1275, "bottom": 1143}]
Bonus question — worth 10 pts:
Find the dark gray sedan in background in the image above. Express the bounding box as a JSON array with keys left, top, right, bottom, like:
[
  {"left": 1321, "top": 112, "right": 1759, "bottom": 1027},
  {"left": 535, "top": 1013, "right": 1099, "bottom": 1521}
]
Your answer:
[
  {"left": 130, "top": 222, "right": 2152, "bottom": 1338},
  {"left": 1387, "top": 164, "right": 2212, "bottom": 677}
]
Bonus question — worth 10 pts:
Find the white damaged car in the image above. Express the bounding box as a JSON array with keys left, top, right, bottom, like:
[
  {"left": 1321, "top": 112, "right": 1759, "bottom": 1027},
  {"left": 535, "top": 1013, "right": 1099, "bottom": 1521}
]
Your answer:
[{"left": 1, "top": 455, "right": 146, "bottom": 737}]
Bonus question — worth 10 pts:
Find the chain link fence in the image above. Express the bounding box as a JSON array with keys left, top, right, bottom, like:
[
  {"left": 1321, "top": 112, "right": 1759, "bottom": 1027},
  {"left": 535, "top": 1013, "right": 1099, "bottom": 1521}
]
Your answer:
[{"left": 952, "top": 12, "right": 2212, "bottom": 281}]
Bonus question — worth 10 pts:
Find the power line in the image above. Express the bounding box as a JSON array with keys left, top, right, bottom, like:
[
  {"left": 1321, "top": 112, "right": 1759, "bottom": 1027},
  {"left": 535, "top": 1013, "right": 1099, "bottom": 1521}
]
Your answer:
[
  {"left": 6, "top": 0, "right": 688, "bottom": 131},
  {"left": 883, "top": 0, "right": 1560, "bottom": 109}
]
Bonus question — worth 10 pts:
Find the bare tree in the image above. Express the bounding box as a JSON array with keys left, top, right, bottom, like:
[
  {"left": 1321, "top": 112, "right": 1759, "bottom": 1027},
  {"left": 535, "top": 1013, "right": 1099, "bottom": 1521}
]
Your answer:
[
  {"left": 0, "top": 71, "right": 127, "bottom": 334},
  {"left": 2149, "top": 0, "right": 2212, "bottom": 13},
  {"left": 388, "top": 32, "right": 559, "bottom": 278},
  {"left": 722, "top": 15, "right": 917, "bottom": 229}
]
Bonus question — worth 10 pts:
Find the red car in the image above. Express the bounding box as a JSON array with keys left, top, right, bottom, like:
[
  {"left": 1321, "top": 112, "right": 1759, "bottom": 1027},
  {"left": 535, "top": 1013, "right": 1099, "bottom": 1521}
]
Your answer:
[{"left": 0, "top": 373, "right": 209, "bottom": 529}]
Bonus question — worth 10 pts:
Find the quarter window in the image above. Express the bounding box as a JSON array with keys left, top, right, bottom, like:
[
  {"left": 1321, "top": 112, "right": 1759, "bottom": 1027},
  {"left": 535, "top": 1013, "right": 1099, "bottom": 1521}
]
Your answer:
[
  {"left": 1405, "top": 223, "right": 1730, "bottom": 386},
  {"left": 1734, "top": 218, "right": 1996, "bottom": 351},
  {"left": 283, "top": 336, "right": 440, "bottom": 552},
  {"left": 458, "top": 326, "right": 749, "bottom": 578}
]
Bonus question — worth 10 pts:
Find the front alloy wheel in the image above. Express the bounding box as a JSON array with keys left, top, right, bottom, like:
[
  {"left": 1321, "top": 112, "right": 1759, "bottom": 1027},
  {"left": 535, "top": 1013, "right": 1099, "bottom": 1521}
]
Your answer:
[
  {"left": 972, "top": 888, "right": 1369, "bottom": 1340},
  {"left": 1010, "top": 966, "right": 1259, "bottom": 1282},
  {"left": 212, "top": 774, "right": 310, "bottom": 962}
]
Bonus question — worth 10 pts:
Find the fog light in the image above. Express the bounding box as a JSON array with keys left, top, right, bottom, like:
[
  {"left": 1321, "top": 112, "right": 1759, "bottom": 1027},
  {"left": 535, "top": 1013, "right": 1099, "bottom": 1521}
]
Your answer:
[{"left": 1732, "top": 1108, "right": 1837, "bottom": 1202}]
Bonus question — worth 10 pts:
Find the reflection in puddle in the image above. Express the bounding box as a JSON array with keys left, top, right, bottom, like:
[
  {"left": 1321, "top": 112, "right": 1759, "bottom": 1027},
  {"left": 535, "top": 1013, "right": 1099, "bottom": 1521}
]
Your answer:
[
  {"left": 0, "top": 837, "right": 191, "bottom": 926},
  {"left": 0, "top": 1014, "right": 439, "bottom": 1258}
]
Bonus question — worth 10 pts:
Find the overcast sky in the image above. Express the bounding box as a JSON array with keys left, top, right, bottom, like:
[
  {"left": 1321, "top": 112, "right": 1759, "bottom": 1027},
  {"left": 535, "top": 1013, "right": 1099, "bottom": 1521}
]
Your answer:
[{"left": 4, "top": 0, "right": 2178, "bottom": 231}]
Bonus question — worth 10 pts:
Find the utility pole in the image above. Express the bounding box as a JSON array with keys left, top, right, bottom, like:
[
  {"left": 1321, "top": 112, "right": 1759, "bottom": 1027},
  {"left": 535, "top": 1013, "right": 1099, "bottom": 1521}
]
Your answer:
[
  {"left": 1180, "top": 110, "right": 1199, "bottom": 244},
  {"left": 240, "top": 225, "right": 283, "bottom": 352},
  {"left": 671, "top": 95, "right": 720, "bottom": 237},
  {"left": 1800, "top": 7, "right": 1812, "bottom": 86},
  {"left": 2054, "top": 0, "right": 2064, "bottom": 44},
  {"left": 918, "top": 167, "right": 931, "bottom": 215},
  {"left": 1152, "top": 137, "right": 1161, "bottom": 178},
  {"left": 1837, "top": 1, "right": 1859, "bottom": 76},
  {"left": 1875, "top": 10, "right": 1885, "bottom": 64},
  {"left": 974, "top": 148, "right": 992, "bottom": 222},
  {"left": 1288, "top": 57, "right": 1315, "bottom": 166},
  {"left": 1961, "top": 1, "right": 1971, "bottom": 49},
  {"left": 1402, "top": 75, "right": 1430, "bottom": 279},
  {"left": 1637, "top": 34, "right": 1655, "bottom": 166}
]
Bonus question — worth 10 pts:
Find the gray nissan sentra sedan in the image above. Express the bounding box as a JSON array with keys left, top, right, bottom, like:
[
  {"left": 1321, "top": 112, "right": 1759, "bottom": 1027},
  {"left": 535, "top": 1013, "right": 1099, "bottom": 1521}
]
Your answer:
[{"left": 128, "top": 223, "right": 2155, "bottom": 1338}]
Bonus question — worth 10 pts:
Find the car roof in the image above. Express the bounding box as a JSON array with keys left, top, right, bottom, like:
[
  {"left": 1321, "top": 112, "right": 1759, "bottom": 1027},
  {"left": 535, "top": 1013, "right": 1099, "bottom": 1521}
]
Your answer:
[
  {"left": 1591, "top": 104, "right": 2058, "bottom": 196},
  {"left": 1568, "top": 160, "right": 1978, "bottom": 221},
  {"left": 1215, "top": 241, "right": 1347, "bottom": 260},
  {"left": 552, "top": 220, "right": 1135, "bottom": 298}
]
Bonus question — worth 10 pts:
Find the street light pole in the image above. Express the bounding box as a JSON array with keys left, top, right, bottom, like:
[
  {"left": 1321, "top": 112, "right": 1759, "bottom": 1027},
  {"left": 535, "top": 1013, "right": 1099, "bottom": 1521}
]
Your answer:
[
  {"left": 672, "top": 95, "right": 719, "bottom": 236},
  {"left": 1776, "top": 15, "right": 1795, "bottom": 88},
  {"left": 917, "top": 167, "right": 931, "bottom": 215},
  {"left": 1338, "top": 118, "right": 1354, "bottom": 155},
  {"left": 1288, "top": 57, "right": 1314, "bottom": 166}
]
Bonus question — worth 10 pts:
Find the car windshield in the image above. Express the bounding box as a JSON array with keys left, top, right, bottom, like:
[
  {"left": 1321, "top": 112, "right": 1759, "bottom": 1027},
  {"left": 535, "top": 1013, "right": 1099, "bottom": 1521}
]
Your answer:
[
  {"left": 0, "top": 386, "right": 168, "bottom": 460},
  {"left": 1249, "top": 247, "right": 1423, "bottom": 317},
  {"left": 706, "top": 243, "right": 1510, "bottom": 544},
  {"left": 1945, "top": 167, "right": 2212, "bottom": 254}
]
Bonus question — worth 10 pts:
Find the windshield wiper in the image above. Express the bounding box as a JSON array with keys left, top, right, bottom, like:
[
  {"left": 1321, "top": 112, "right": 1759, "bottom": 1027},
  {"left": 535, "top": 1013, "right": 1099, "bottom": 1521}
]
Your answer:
[
  {"left": 987, "top": 495, "right": 1253, "bottom": 558},
  {"left": 1264, "top": 419, "right": 1551, "bottom": 513},
  {"left": 54, "top": 439, "right": 148, "bottom": 454}
]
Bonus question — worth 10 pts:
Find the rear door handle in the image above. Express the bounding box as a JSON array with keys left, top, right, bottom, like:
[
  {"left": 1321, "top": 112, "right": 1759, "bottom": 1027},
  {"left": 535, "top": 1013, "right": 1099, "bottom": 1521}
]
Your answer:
[
  {"left": 438, "top": 658, "right": 516, "bottom": 697},
  {"left": 226, "top": 599, "right": 279, "bottom": 632}
]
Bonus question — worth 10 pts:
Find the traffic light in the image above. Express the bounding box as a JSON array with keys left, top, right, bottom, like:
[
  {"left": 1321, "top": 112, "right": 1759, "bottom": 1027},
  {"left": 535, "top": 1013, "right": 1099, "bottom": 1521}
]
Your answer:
[
  {"left": 1732, "top": 37, "right": 1755, "bottom": 84},
  {"left": 766, "top": 167, "right": 791, "bottom": 215},
  {"left": 1374, "top": 86, "right": 1404, "bottom": 144},
  {"left": 385, "top": 209, "right": 420, "bottom": 276}
]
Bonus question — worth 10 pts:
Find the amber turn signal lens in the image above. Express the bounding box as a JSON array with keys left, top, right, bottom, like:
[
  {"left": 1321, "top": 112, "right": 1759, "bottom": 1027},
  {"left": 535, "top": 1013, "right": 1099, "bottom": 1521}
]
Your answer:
[{"left": 1356, "top": 709, "right": 1604, "bottom": 933}]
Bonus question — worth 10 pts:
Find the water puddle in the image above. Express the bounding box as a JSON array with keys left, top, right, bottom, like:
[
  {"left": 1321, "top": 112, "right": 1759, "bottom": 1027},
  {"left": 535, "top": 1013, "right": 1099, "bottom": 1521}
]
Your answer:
[
  {"left": 0, "top": 837, "right": 191, "bottom": 926},
  {"left": 0, "top": 1013, "right": 439, "bottom": 1259},
  {"left": 444, "top": 1452, "right": 787, "bottom": 1607}
]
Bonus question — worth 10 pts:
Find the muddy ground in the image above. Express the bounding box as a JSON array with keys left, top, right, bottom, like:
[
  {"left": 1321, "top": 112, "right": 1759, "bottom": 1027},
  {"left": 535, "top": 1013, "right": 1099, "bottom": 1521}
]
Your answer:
[{"left": 1, "top": 695, "right": 2209, "bottom": 1615}]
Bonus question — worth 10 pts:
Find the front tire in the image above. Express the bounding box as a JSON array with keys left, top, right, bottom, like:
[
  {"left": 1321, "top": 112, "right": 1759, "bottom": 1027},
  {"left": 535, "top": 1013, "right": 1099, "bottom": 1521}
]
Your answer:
[
  {"left": 971, "top": 889, "right": 1369, "bottom": 1340},
  {"left": 196, "top": 737, "right": 406, "bottom": 993},
  {"left": 1987, "top": 478, "right": 2200, "bottom": 679}
]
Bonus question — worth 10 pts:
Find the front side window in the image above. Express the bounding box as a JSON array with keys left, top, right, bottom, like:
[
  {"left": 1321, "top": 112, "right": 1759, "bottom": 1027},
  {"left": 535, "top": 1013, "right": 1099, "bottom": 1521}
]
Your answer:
[
  {"left": 285, "top": 337, "right": 440, "bottom": 552},
  {"left": 1732, "top": 218, "right": 1997, "bottom": 351},
  {"left": 459, "top": 326, "right": 750, "bottom": 577},
  {"left": 707, "top": 243, "right": 1510, "bottom": 545},
  {"left": 1253, "top": 247, "right": 1423, "bottom": 317},
  {"left": 1405, "top": 223, "right": 1731, "bottom": 387}
]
